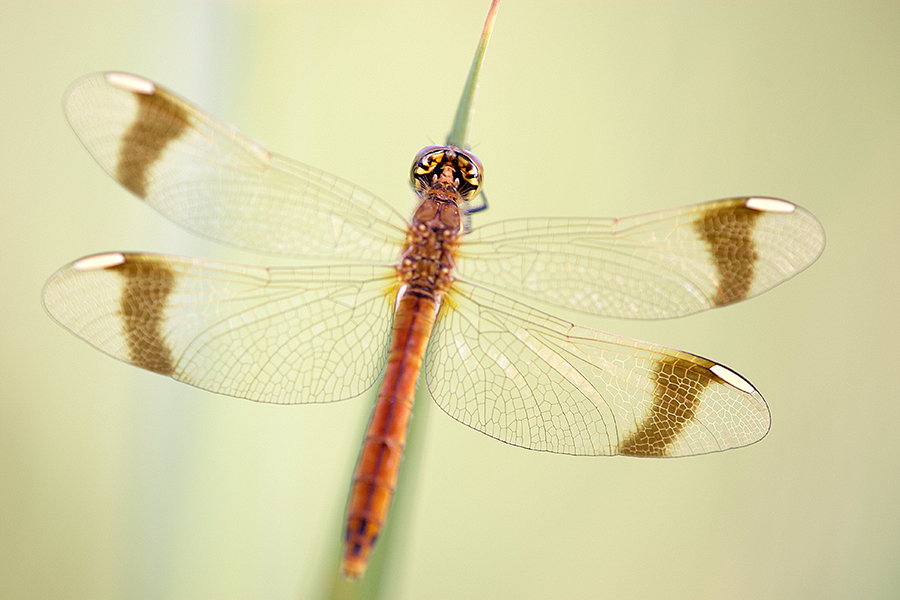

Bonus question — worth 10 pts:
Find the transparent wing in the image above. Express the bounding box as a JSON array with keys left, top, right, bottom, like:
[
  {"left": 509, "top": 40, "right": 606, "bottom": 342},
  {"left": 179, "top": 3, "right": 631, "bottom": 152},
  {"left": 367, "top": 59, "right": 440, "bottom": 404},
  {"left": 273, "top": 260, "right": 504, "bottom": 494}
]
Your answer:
[
  {"left": 425, "top": 280, "right": 770, "bottom": 457},
  {"left": 42, "top": 253, "right": 398, "bottom": 404},
  {"left": 64, "top": 72, "right": 408, "bottom": 261},
  {"left": 458, "top": 197, "right": 825, "bottom": 319}
]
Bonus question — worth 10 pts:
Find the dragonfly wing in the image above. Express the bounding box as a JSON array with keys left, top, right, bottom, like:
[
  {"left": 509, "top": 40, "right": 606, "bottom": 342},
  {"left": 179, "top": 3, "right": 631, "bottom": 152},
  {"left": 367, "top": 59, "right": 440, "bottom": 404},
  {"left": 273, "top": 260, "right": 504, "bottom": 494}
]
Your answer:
[
  {"left": 425, "top": 281, "right": 770, "bottom": 456},
  {"left": 43, "top": 253, "right": 398, "bottom": 404},
  {"left": 64, "top": 72, "right": 408, "bottom": 261},
  {"left": 458, "top": 197, "right": 825, "bottom": 319}
]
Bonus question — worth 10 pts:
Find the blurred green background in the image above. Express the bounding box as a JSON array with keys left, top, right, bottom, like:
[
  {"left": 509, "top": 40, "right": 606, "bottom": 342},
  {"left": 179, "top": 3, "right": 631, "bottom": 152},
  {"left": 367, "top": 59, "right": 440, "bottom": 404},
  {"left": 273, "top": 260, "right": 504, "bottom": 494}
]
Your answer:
[{"left": 2, "top": 1, "right": 898, "bottom": 599}]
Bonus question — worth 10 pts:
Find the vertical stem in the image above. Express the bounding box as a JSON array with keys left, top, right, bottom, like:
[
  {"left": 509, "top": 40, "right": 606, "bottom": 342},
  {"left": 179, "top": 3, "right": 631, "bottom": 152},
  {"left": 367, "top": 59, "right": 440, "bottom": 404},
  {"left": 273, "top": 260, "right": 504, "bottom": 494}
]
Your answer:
[
  {"left": 321, "top": 1, "right": 502, "bottom": 595},
  {"left": 447, "top": 0, "right": 501, "bottom": 149}
]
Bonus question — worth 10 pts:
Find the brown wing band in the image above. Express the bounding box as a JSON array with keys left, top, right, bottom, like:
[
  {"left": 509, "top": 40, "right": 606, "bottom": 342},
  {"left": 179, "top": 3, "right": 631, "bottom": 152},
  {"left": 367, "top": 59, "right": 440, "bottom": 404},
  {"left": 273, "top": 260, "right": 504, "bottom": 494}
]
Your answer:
[
  {"left": 110, "top": 256, "right": 176, "bottom": 376},
  {"left": 618, "top": 355, "right": 711, "bottom": 457},
  {"left": 116, "top": 90, "right": 190, "bottom": 198},
  {"left": 696, "top": 201, "right": 762, "bottom": 306}
]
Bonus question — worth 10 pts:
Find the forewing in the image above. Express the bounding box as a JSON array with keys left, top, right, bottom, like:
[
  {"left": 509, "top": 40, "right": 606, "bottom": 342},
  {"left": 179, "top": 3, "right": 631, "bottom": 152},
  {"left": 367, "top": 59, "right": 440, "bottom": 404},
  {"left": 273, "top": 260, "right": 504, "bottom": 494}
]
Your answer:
[
  {"left": 42, "top": 253, "right": 397, "bottom": 404},
  {"left": 64, "top": 72, "right": 408, "bottom": 261},
  {"left": 425, "top": 281, "right": 770, "bottom": 456},
  {"left": 458, "top": 197, "right": 825, "bottom": 319}
]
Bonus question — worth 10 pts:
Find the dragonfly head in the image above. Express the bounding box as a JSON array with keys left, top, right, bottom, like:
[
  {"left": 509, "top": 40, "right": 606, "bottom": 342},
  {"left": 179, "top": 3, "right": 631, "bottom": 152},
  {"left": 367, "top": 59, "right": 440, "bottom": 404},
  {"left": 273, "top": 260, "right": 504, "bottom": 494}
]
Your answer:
[{"left": 410, "top": 145, "right": 483, "bottom": 203}]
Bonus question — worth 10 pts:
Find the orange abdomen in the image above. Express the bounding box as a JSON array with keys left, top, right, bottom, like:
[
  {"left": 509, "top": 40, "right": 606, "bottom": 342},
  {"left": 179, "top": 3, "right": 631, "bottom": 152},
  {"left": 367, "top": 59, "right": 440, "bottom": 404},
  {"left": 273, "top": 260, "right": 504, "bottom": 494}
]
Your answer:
[{"left": 341, "top": 289, "right": 439, "bottom": 579}]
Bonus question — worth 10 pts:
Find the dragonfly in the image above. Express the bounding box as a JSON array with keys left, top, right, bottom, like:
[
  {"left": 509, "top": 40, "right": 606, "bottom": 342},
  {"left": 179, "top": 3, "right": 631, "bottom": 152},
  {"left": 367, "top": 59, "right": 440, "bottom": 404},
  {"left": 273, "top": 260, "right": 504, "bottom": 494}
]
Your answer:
[{"left": 42, "top": 0, "right": 824, "bottom": 581}]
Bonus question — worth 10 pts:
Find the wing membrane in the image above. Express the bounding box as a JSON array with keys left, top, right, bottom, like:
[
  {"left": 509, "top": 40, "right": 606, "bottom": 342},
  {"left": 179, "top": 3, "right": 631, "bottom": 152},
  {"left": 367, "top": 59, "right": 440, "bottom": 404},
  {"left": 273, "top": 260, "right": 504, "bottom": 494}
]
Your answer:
[
  {"left": 42, "top": 253, "right": 398, "bottom": 404},
  {"left": 458, "top": 197, "right": 825, "bottom": 319},
  {"left": 425, "top": 281, "right": 770, "bottom": 456},
  {"left": 64, "top": 72, "right": 408, "bottom": 261}
]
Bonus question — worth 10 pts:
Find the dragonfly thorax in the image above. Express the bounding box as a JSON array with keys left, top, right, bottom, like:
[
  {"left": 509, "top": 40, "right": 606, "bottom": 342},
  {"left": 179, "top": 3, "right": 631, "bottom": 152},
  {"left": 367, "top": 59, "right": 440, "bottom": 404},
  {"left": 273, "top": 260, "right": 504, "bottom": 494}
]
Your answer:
[{"left": 399, "top": 197, "right": 462, "bottom": 296}]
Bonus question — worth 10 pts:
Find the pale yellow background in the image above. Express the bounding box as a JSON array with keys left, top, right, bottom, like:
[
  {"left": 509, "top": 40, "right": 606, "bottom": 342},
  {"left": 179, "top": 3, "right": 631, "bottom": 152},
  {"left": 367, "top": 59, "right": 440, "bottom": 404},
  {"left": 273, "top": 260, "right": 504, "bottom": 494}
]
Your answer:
[{"left": 2, "top": 2, "right": 898, "bottom": 599}]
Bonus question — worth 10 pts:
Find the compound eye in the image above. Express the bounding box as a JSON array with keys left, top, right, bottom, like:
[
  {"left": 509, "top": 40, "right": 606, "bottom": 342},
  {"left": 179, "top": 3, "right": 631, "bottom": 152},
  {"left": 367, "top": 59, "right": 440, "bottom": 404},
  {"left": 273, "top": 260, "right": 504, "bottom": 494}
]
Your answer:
[
  {"left": 454, "top": 149, "right": 483, "bottom": 200},
  {"left": 410, "top": 145, "right": 445, "bottom": 184},
  {"left": 409, "top": 145, "right": 484, "bottom": 200}
]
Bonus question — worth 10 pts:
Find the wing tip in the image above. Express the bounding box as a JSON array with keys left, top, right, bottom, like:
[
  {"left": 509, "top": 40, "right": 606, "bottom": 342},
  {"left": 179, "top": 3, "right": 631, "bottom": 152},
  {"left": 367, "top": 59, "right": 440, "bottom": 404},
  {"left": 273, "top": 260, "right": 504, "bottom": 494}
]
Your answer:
[
  {"left": 744, "top": 197, "right": 796, "bottom": 214},
  {"left": 709, "top": 363, "right": 756, "bottom": 394},
  {"left": 104, "top": 72, "right": 156, "bottom": 95},
  {"left": 72, "top": 252, "right": 128, "bottom": 271}
]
